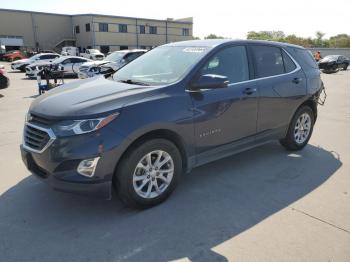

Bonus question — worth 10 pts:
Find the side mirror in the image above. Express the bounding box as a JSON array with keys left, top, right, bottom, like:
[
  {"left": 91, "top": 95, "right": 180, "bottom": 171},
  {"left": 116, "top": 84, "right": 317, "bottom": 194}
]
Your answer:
[{"left": 191, "top": 74, "right": 229, "bottom": 90}]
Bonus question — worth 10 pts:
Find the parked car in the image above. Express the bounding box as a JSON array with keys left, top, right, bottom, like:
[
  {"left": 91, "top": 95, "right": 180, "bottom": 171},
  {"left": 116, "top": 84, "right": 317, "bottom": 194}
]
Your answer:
[
  {"left": 0, "top": 67, "right": 9, "bottom": 89},
  {"left": 11, "top": 53, "right": 60, "bottom": 72},
  {"left": 61, "top": 46, "right": 79, "bottom": 56},
  {"left": 3, "top": 50, "right": 27, "bottom": 62},
  {"left": 21, "top": 40, "right": 323, "bottom": 208},
  {"left": 80, "top": 49, "right": 105, "bottom": 60},
  {"left": 318, "top": 55, "right": 349, "bottom": 73},
  {"left": 25, "top": 56, "right": 91, "bottom": 78},
  {"left": 78, "top": 49, "right": 147, "bottom": 79}
]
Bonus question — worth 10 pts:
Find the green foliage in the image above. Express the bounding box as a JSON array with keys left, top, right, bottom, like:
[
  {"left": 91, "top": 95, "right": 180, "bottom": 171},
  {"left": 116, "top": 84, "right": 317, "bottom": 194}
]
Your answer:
[
  {"left": 246, "top": 31, "right": 350, "bottom": 48},
  {"left": 204, "top": 34, "right": 225, "bottom": 39}
]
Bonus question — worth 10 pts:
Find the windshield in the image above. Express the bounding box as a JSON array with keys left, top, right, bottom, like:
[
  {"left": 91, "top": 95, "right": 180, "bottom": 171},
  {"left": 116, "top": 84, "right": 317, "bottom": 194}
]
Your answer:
[
  {"left": 105, "top": 52, "right": 125, "bottom": 62},
  {"left": 29, "top": 54, "right": 41, "bottom": 61},
  {"left": 113, "top": 46, "right": 209, "bottom": 86},
  {"left": 89, "top": 49, "right": 100, "bottom": 54},
  {"left": 52, "top": 56, "right": 70, "bottom": 64}
]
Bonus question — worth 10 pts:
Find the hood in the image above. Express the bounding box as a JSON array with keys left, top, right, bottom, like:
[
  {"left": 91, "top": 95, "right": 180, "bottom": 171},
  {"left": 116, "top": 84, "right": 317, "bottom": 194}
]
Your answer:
[
  {"left": 29, "top": 61, "right": 52, "bottom": 67},
  {"left": 29, "top": 76, "right": 159, "bottom": 119},
  {"left": 101, "top": 61, "right": 123, "bottom": 71},
  {"left": 320, "top": 57, "right": 336, "bottom": 63},
  {"left": 81, "top": 60, "right": 109, "bottom": 68},
  {"left": 13, "top": 58, "right": 30, "bottom": 64}
]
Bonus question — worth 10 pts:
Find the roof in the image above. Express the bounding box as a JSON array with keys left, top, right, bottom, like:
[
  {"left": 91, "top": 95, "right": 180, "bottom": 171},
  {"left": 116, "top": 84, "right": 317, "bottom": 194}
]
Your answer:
[
  {"left": 166, "top": 39, "right": 304, "bottom": 49},
  {"left": 0, "top": 8, "right": 192, "bottom": 24}
]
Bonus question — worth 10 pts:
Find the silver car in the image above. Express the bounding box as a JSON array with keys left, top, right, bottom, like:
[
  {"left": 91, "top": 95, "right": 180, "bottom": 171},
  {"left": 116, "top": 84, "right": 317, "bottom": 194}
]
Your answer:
[{"left": 78, "top": 49, "right": 147, "bottom": 79}]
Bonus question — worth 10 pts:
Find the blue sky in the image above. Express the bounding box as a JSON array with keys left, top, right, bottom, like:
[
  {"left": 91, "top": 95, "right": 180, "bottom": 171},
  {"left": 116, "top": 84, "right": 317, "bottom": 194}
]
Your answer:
[{"left": 1, "top": 0, "right": 349, "bottom": 39}]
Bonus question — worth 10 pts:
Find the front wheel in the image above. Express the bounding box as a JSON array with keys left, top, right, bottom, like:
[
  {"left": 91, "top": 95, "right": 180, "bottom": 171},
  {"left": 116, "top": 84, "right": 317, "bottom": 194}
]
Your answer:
[
  {"left": 343, "top": 64, "right": 348, "bottom": 70},
  {"left": 280, "top": 106, "right": 315, "bottom": 151},
  {"left": 115, "top": 139, "right": 182, "bottom": 209}
]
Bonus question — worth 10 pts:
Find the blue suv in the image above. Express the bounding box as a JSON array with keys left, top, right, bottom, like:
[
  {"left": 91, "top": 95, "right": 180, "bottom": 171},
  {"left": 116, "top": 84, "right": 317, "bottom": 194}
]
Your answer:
[{"left": 21, "top": 40, "right": 323, "bottom": 208}]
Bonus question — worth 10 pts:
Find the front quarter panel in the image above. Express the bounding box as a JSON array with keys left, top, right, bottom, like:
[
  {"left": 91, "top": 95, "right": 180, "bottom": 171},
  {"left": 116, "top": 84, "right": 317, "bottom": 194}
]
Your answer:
[{"left": 110, "top": 85, "right": 195, "bottom": 167}]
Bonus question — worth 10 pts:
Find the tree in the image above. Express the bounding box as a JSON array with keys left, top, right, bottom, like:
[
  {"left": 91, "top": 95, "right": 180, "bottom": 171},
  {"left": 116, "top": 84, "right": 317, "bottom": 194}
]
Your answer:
[
  {"left": 204, "top": 34, "right": 225, "bottom": 39},
  {"left": 246, "top": 30, "right": 350, "bottom": 48}
]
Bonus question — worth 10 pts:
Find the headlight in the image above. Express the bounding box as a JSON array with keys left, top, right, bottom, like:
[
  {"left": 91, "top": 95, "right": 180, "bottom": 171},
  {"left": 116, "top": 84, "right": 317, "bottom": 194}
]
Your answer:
[{"left": 52, "top": 113, "right": 119, "bottom": 136}]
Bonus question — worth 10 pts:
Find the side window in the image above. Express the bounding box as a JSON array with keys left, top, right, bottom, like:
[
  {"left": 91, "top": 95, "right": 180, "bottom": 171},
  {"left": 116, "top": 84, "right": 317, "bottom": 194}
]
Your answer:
[
  {"left": 62, "top": 58, "right": 71, "bottom": 64},
  {"left": 200, "top": 46, "right": 249, "bottom": 84},
  {"left": 282, "top": 50, "right": 296, "bottom": 73},
  {"left": 39, "top": 55, "right": 51, "bottom": 60},
  {"left": 70, "top": 58, "right": 82, "bottom": 63},
  {"left": 252, "top": 45, "right": 284, "bottom": 78},
  {"left": 124, "top": 52, "right": 141, "bottom": 63}
]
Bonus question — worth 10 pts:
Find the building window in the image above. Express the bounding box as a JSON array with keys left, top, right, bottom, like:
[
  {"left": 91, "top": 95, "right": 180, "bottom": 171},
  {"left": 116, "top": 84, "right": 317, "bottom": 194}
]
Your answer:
[
  {"left": 149, "top": 26, "right": 157, "bottom": 34},
  {"left": 182, "top": 28, "right": 190, "bottom": 36},
  {"left": 99, "top": 23, "right": 108, "bottom": 32},
  {"left": 120, "top": 46, "right": 128, "bottom": 50},
  {"left": 139, "top": 25, "right": 145, "bottom": 34},
  {"left": 75, "top": 25, "right": 80, "bottom": 34},
  {"left": 119, "top": 24, "right": 128, "bottom": 33},
  {"left": 100, "top": 45, "right": 110, "bottom": 54},
  {"left": 85, "top": 23, "right": 90, "bottom": 32}
]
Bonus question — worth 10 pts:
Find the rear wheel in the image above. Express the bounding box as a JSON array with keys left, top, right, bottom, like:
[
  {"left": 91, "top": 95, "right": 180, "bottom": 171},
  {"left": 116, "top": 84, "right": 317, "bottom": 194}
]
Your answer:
[
  {"left": 115, "top": 139, "right": 182, "bottom": 209},
  {"left": 280, "top": 106, "right": 315, "bottom": 151},
  {"left": 343, "top": 64, "right": 348, "bottom": 70}
]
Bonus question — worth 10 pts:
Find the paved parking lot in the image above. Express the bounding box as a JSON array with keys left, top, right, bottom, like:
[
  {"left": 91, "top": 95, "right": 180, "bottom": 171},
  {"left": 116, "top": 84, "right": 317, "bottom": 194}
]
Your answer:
[{"left": 0, "top": 62, "right": 349, "bottom": 262}]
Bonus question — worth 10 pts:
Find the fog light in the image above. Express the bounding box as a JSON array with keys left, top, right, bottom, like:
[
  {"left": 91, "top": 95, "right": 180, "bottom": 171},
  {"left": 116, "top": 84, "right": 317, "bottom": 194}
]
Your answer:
[{"left": 77, "top": 157, "right": 100, "bottom": 177}]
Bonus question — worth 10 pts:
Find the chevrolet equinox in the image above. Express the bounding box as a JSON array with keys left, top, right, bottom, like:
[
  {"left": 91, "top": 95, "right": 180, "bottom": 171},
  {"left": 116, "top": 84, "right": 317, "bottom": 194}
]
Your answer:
[{"left": 21, "top": 40, "right": 323, "bottom": 208}]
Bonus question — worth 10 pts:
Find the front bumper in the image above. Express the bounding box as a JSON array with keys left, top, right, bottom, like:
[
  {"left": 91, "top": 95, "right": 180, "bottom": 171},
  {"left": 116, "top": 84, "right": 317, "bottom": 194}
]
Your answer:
[{"left": 20, "top": 125, "right": 130, "bottom": 199}]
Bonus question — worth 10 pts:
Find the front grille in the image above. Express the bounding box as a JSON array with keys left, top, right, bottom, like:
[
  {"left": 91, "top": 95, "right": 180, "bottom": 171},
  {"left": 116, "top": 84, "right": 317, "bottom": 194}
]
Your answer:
[
  {"left": 25, "top": 67, "right": 31, "bottom": 72},
  {"left": 24, "top": 125, "right": 51, "bottom": 152}
]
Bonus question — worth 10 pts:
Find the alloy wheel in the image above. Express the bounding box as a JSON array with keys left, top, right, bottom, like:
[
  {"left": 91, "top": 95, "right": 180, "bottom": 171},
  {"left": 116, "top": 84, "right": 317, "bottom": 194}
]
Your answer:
[{"left": 133, "top": 150, "right": 174, "bottom": 199}]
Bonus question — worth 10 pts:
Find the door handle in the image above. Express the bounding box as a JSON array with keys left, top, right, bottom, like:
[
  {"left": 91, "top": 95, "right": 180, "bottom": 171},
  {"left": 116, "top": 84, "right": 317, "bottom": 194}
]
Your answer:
[
  {"left": 292, "top": 77, "right": 302, "bottom": 84},
  {"left": 243, "top": 87, "right": 257, "bottom": 95}
]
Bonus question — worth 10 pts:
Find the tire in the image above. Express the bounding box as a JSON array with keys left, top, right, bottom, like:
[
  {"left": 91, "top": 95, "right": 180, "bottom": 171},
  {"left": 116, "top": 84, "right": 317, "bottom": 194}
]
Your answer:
[
  {"left": 115, "top": 138, "right": 182, "bottom": 209},
  {"left": 280, "top": 106, "right": 315, "bottom": 151},
  {"left": 343, "top": 64, "right": 348, "bottom": 70}
]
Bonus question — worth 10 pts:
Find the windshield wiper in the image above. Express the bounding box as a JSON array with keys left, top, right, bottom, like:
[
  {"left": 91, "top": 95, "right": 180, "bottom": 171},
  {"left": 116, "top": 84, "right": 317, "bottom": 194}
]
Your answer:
[{"left": 117, "top": 79, "right": 149, "bottom": 86}]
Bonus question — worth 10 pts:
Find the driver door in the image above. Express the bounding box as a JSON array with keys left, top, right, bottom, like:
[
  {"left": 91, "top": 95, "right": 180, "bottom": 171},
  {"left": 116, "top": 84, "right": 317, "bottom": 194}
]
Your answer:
[{"left": 190, "top": 45, "right": 258, "bottom": 162}]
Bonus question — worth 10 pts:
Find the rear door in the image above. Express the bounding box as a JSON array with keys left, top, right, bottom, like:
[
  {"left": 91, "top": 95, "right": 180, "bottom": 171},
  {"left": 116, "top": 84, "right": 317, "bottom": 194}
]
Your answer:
[
  {"left": 249, "top": 45, "right": 307, "bottom": 140},
  {"left": 191, "top": 45, "right": 258, "bottom": 158}
]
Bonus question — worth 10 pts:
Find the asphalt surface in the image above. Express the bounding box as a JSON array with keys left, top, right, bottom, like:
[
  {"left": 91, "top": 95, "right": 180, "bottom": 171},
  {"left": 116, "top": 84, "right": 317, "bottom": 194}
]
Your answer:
[{"left": 0, "top": 62, "right": 349, "bottom": 262}]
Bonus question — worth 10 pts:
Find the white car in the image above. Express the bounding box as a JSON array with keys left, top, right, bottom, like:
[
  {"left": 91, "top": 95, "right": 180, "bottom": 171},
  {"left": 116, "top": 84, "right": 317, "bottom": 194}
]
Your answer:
[
  {"left": 78, "top": 49, "right": 147, "bottom": 79},
  {"left": 26, "top": 56, "right": 91, "bottom": 78},
  {"left": 11, "top": 53, "right": 60, "bottom": 72},
  {"left": 80, "top": 49, "right": 105, "bottom": 60}
]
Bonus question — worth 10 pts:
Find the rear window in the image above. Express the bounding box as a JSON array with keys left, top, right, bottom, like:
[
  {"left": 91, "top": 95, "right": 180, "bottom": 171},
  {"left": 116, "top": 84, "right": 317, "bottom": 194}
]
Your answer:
[
  {"left": 251, "top": 45, "right": 284, "bottom": 78},
  {"left": 291, "top": 48, "right": 318, "bottom": 69},
  {"left": 282, "top": 50, "right": 297, "bottom": 72}
]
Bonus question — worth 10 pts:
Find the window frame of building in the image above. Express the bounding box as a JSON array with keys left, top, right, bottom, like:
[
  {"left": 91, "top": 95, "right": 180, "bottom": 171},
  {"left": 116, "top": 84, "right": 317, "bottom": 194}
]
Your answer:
[
  {"left": 99, "top": 23, "right": 109, "bottom": 32},
  {"left": 85, "top": 23, "right": 91, "bottom": 32},
  {"left": 75, "top": 25, "right": 80, "bottom": 34},
  {"left": 149, "top": 26, "right": 157, "bottom": 34},
  {"left": 182, "top": 28, "right": 190, "bottom": 36},
  {"left": 119, "top": 24, "right": 128, "bottom": 33},
  {"left": 139, "top": 25, "right": 146, "bottom": 34}
]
